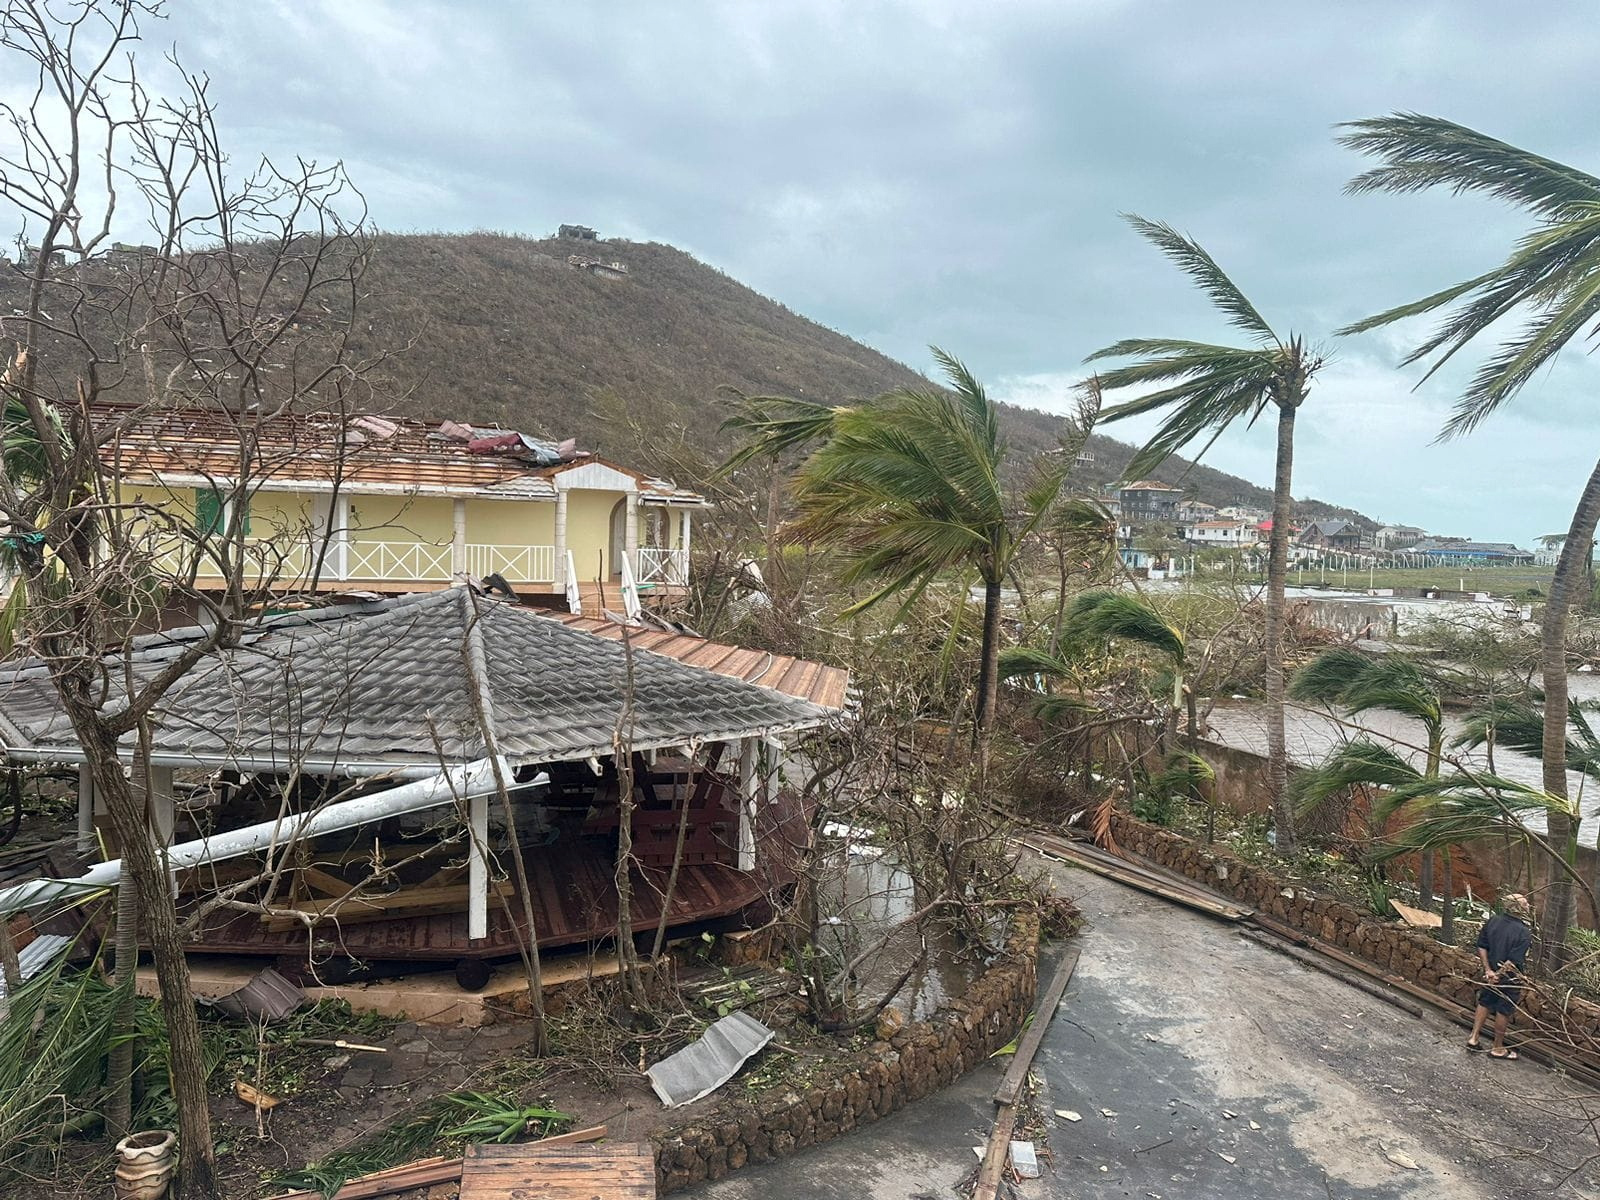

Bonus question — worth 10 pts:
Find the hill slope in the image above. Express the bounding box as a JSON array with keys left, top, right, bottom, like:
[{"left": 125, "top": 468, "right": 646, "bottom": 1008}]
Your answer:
[
  {"left": 1, "top": 230, "right": 1373, "bottom": 524},
  {"left": 343, "top": 232, "right": 1370, "bottom": 523}
]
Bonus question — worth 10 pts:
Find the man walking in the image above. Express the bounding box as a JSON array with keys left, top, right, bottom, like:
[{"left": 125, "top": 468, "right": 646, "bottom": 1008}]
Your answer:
[{"left": 1466, "top": 894, "right": 1532, "bottom": 1061}]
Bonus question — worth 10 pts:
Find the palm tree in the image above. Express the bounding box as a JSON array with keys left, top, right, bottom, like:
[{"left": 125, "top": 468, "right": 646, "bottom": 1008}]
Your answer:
[
  {"left": 1337, "top": 113, "right": 1600, "bottom": 963},
  {"left": 1089, "top": 216, "right": 1325, "bottom": 847},
  {"left": 1289, "top": 649, "right": 1455, "bottom": 937},
  {"left": 733, "top": 349, "right": 1068, "bottom": 769}
]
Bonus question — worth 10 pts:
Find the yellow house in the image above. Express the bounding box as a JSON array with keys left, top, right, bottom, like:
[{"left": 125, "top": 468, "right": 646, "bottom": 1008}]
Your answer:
[{"left": 97, "top": 406, "right": 706, "bottom": 613}]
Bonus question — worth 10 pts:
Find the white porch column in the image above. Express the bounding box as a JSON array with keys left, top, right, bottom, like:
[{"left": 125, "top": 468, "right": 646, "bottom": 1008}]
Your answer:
[
  {"left": 467, "top": 792, "right": 489, "bottom": 940},
  {"left": 737, "top": 737, "right": 758, "bottom": 872},
  {"left": 554, "top": 490, "right": 569, "bottom": 588},
  {"left": 76, "top": 765, "right": 96, "bottom": 856},
  {"left": 331, "top": 494, "right": 351, "bottom": 580},
  {"left": 624, "top": 493, "right": 640, "bottom": 576},
  {"left": 680, "top": 508, "right": 693, "bottom": 556},
  {"left": 452, "top": 498, "right": 468, "bottom": 577}
]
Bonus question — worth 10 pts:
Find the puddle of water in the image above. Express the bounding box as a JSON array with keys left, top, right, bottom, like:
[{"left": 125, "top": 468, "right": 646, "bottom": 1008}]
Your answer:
[{"left": 815, "top": 847, "right": 981, "bottom": 1021}]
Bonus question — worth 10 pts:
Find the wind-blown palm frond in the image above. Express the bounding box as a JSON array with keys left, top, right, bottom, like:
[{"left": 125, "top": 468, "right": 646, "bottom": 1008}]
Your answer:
[
  {"left": 1454, "top": 693, "right": 1600, "bottom": 780},
  {"left": 1062, "top": 590, "right": 1184, "bottom": 663},
  {"left": 1340, "top": 113, "right": 1600, "bottom": 217},
  {"left": 1337, "top": 113, "right": 1600, "bottom": 438},
  {"left": 716, "top": 391, "right": 849, "bottom": 476},
  {"left": 1368, "top": 772, "right": 1577, "bottom": 862},
  {"left": 1289, "top": 650, "right": 1442, "bottom": 730},
  {"left": 1121, "top": 215, "right": 1277, "bottom": 344},
  {"left": 1287, "top": 739, "right": 1421, "bottom": 822},
  {"left": 997, "top": 645, "right": 1069, "bottom": 682}
]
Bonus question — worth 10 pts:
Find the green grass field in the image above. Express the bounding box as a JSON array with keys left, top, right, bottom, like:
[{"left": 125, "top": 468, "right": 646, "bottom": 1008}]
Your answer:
[{"left": 1259, "top": 564, "right": 1554, "bottom": 596}]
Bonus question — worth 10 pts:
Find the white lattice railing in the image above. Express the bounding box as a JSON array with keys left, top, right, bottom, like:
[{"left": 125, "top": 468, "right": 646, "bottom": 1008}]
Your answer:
[
  {"left": 344, "top": 540, "right": 454, "bottom": 581},
  {"left": 635, "top": 546, "right": 688, "bottom": 585},
  {"left": 465, "top": 543, "right": 556, "bottom": 583}
]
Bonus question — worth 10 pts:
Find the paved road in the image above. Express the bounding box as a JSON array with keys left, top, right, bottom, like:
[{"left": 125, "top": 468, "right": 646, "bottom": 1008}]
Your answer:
[{"left": 698, "top": 855, "right": 1600, "bottom": 1200}]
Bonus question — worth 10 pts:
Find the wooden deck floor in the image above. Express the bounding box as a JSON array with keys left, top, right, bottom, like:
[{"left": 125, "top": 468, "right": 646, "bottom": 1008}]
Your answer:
[{"left": 179, "top": 834, "right": 778, "bottom": 969}]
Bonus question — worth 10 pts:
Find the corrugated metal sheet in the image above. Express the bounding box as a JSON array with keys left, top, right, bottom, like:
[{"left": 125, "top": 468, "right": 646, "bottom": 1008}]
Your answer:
[
  {"left": 0, "top": 932, "right": 72, "bottom": 999},
  {"left": 546, "top": 615, "right": 851, "bottom": 710}
]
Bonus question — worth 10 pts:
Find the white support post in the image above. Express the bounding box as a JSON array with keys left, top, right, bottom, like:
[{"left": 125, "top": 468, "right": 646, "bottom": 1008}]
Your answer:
[
  {"left": 148, "top": 765, "right": 175, "bottom": 846},
  {"left": 452, "top": 497, "right": 468, "bottom": 577},
  {"left": 565, "top": 549, "right": 583, "bottom": 615},
  {"left": 624, "top": 492, "right": 640, "bottom": 578},
  {"left": 737, "top": 738, "right": 758, "bottom": 872},
  {"left": 680, "top": 508, "right": 693, "bottom": 557},
  {"left": 331, "top": 493, "right": 351, "bottom": 580},
  {"left": 467, "top": 791, "right": 489, "bottom": 940},
  {"left": 76, "top": 765, "right": 95, "bottom": 856},
  {"left": 554, "top": 490, "right": 569, "bottom": 589}
]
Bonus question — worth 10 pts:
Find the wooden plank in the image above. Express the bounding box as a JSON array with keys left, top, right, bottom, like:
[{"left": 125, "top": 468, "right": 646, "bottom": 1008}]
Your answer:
[
  {"left": 459, "top": 1142, "right": 656, "bottom": 1199},
  {"left": 993, "top": 947, "right": 1080, "bottom": 1106},
  {"left": 1019, "top": 834, "right": 1250, "bottom": 921},
  {"left": 971, "top": 1102, "right": 1020, "bottom": 1200}
]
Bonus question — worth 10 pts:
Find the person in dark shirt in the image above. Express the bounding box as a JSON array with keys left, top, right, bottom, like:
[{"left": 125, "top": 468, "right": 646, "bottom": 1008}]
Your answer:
[{"left": 1466, "top": 894, "right": 1532, "bottom": 1060}]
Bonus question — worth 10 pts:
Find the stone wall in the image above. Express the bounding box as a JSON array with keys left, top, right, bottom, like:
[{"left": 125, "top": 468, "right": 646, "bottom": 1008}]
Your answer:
[
  {"left": 650, "top": 913, "right": 1041, "bottom": 1193},
  {"left": 1110, "top": 813, "right": 1600, "bottom": 1066}
]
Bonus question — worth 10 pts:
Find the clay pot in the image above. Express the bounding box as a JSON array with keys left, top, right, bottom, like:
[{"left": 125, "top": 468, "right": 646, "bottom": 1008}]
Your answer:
[{"left": 114, "top": 1130, "right": 176, "bottom": 1200}]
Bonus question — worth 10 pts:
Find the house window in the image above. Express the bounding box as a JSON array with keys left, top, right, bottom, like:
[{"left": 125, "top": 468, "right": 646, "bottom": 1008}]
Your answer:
[{"left": 194, "top": 487, "right": 250, "bottom": 536}]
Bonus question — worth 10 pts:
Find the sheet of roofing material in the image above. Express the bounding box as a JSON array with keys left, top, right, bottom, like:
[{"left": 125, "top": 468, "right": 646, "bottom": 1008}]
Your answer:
[
  {"left": 0, "top": 590, "right": 840, "bottom": 771},
  {"left": 646, "top": 1011, "right": 775, "bottom": 1107}
]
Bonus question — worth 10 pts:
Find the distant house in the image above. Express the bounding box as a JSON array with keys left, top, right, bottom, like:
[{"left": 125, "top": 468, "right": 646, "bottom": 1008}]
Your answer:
[
  {"left": 1298, "top": 519, "right": 1364, "bottom": 552},
  {"left": 1374, "top": 524, "right": 1427, "bottom": 550},
  {"left": 1177, "top": 499, "right": 1218, "bottom": 523},
  {"left": 1218, "top": 504, "right": 1268, "bottom": 523},
  {"left": 558, "top": 223, "right": 599, "bottom": 240},
  {"left": 1118, "top": 480, "right": 1183, "bottom": 524},
  {"left": 1409, "top": 540, "right": 1534, "bottom": 565},
  {"left": 1181, "top": 519, "right": 1257, "bottom": 547}
]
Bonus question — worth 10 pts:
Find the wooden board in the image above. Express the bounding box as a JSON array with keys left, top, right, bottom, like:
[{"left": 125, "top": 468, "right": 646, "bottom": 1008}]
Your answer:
[
  {"left": 993, "top": 947, "right": 1080, "bottom": 1106},
  {"left": 459, "top": 1142, "right": 657, "bottom": 1199}
]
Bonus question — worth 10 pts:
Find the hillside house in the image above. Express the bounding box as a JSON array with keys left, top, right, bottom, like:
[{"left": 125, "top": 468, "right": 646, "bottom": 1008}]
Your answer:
[
  {"left": 1177, "top": 499, "right": 1218, "bottom": 523},
  {"left": 1297, "top": 519, "right": 1365, "bottom": 552},
  {"left": 95, "top": 405, "right": 705, "bottom": 616},
  {"left": 1181, "top": 519, "right": 1257, "bottom": 547},
  {"left": 1218, "top": 504, "right": 1268, "bottom": 523},
  {"left": 1374, "top": 524, "right": 1427, "bottom": 550},
  {"left": 1118, "top": 480, "right": 1183, "bottom": 525}
]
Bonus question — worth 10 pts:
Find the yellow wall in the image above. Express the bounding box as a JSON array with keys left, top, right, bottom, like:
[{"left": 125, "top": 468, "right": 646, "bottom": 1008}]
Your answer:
[
  {"left": 463, "top": 499, "right": 554, "bottom": 546},
  {"left": 567, "top": 490, "right": 623, "bottom": 579},
  {"left": 346, "top": 495, "right": 454, "bottom": 545}
]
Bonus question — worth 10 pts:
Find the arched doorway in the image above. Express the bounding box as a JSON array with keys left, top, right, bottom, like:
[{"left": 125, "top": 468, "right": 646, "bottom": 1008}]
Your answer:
[{"left": 607, "top": 497, "right": 626, "bottom": 578}]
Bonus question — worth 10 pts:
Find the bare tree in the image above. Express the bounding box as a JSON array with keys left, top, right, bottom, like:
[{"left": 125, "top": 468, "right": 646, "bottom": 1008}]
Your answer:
[{"left": 0, "top": 3, "right": 378, "bottom": 1195}]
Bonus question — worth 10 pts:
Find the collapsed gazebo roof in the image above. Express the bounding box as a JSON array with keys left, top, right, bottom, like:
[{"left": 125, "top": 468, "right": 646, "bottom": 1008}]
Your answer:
[{"left": 0, "top": 589, "right": 841, "bottom": 775}]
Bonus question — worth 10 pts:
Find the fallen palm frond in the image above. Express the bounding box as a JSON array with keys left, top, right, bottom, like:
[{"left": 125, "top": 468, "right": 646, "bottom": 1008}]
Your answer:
[
  {"left": 1288, "top": 739, "right": 1420, "bottom": 824},
  {"left": 0, "top": 943, "right": 122, "bottom": 1178},
  {"left": 269, "top": 1089, "right": 571, "bottom": 1198}
]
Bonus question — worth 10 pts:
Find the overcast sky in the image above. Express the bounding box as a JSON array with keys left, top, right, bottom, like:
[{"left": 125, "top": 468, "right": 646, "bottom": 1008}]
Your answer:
[{"left": 109, "top": 3, "right": 1600, "bottom": 542}]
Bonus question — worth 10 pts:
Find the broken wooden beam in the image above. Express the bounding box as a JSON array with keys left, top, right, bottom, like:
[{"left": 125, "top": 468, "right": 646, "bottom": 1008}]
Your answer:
[{"left": 993, "top": 948, "right": 1080, "bottom": 1106}]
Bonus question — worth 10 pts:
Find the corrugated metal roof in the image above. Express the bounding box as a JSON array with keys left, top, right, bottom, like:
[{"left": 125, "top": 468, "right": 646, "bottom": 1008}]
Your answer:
[
  {"left": 0, "top": 591, "right": 836, "bottom": 771},
  {"left": 544, "top": 613, "right": 852, "bottom": 710}
]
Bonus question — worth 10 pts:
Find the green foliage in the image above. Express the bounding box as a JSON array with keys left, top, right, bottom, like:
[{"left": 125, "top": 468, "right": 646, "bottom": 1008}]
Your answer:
[
  {"left": 1289, "top": 649, "right": 1442, "bottom": 732},
  {"left": 1288, "top": 739, "right": 1421, "bottom": 823},
  {"left": 269, "top": 1088, "right": 570, "bottom": 1197},
  {"left": 1062, "top": 589, "right": 1185, "bottom": 663},
  {"left": 0, "top": 953, "right": 122, "bottom": 1177},
  {"left": 1088, "top": 215, "right": 1322, "bottom": 479},
  {"left": 1338, "top": 113, "right": 1600, "bottom": 438}
]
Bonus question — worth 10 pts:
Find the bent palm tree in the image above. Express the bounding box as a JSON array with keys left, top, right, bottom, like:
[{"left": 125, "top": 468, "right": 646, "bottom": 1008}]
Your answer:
[
  {"left": 1338, "top": 113, "right": 1600, "bottom": 963},
  {"left": 1289, "top": 649, "right": 1455, "bottom": 936},
  {"left": 1090, "top": 216, "right": 1325, "bottom": 846},
  {"left": 746, "top": 349, "right": 1067, "bottom": 769}
]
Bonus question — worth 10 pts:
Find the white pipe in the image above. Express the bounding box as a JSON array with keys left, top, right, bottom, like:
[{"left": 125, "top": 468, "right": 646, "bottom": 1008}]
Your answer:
[{"left": 0, "top": 757, "right": 512, "bottom": 915}]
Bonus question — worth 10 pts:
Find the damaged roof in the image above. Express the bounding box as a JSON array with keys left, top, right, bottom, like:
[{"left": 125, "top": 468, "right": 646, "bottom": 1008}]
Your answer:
[
  {"left": 89, "top": 403, "right": 706, "bottom": 505},
  {"left": 0, "top": 590, "right": 836, "bottom": 773}
]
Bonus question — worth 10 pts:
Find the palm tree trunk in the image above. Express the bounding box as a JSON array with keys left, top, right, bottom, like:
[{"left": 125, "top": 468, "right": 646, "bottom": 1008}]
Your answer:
[
  {"left": 973, "top": 576, "right": 1004, "bottom": 780},
  {"left": 1265, "top": 403, "right": 1297, "bottom": 848},
  {"left": 1538, "top": 456, "right": 1600, "bottom": 969}
]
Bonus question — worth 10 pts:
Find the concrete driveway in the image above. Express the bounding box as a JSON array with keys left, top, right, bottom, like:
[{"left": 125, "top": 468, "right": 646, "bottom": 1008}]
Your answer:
[{"left": 696, "top": 854, "right": 1599, "bottom": 1200}]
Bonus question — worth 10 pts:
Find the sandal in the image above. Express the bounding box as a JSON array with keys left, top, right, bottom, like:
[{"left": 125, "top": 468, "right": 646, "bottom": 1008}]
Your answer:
[
  {"left": 1489, "top": 1049, "right": 1519, "bottom": 1061},
  {"left": 1465, "top": 1039, "right": 1484, "bottom": 1052}
]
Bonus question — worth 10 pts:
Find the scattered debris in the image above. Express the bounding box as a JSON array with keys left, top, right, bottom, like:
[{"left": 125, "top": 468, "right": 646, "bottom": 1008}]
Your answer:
[
  {"left": 1055, "top": 1109, "right": 1082, "bottom": 1122},
  {"left": 1010, "top": 1141, "right": 1040, "bottom": 1179},
  {"left": 1100, "top": 1108, "right": 1118, "bottom": 1118},
  {"left": 207, "top": 966, "right": 303, "bottom": 1021},
  {"left": 1389, "top": 900, "right": 1443, "bottom": 930},
  {"left": 1386, "top": 1149, "right": 1420, "bottom": 1171},
  {"left": 1249, "top": 1120, "right": 1261, "bottom": 1130},
  {"left": 1215, "top": 1151, "right": 1237, "bottom": 1165},
  {"left": 233, "top": 1080, "right": 280, "bottom": 1110},
  {"left": 646, "top": 1011, "right": 774, "bottom": 1107},
  {"left": 1221, "top": 1109, "right": 1237, "bottom": 1120},
  {"left": 303, "top": 1037, "right": 388, "bottom": 1053}
]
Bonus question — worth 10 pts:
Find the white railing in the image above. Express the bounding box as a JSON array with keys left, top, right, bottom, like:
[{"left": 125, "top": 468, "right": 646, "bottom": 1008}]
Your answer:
[
  {"left": 344, "top": 540, "right": 454, "bottom": 581},
  {"left": 635, "top": 546, "right": 688, "bottom": 586},
  {"left": 465, "top": 543, "right": 555, "bottom": 583}
]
